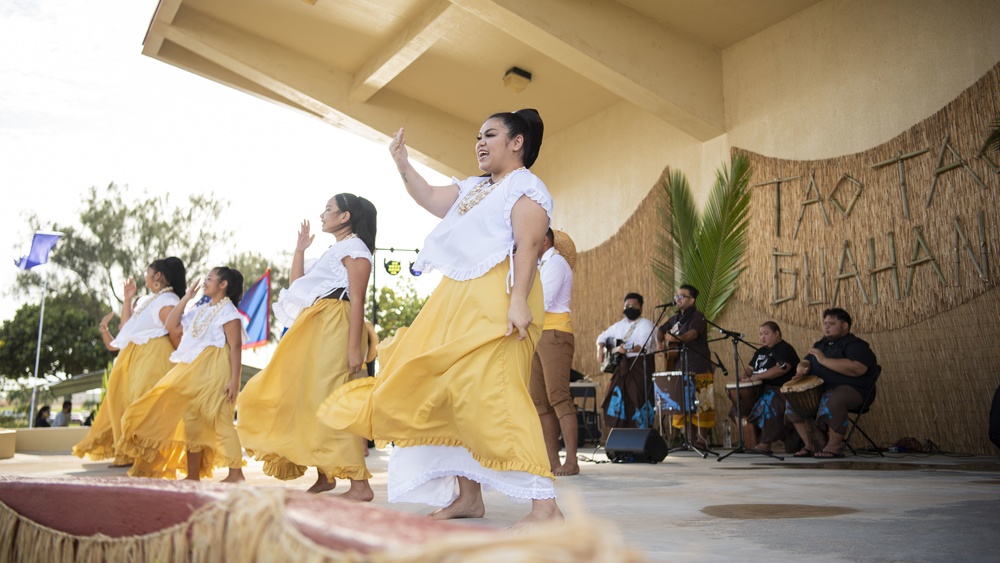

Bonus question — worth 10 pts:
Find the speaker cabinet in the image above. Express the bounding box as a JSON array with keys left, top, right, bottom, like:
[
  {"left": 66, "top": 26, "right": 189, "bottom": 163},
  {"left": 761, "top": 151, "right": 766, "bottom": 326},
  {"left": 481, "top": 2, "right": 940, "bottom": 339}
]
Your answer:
[{"left": 605, "top": 428, "right": 668, "bottom": 463}]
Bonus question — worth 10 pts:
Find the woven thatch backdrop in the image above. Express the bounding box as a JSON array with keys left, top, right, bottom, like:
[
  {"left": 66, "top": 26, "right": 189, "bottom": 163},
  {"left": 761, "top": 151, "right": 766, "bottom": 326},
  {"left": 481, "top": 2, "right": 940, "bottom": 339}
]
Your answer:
[
  {"left": 726, "top": 60, "right": 1000, "bottom": 455},
  {"left": 571, "top": 171, "right": 667, "bottom": 404},
  {"left": 572, "top": 62, "right": 1000, "bottom": 454}
]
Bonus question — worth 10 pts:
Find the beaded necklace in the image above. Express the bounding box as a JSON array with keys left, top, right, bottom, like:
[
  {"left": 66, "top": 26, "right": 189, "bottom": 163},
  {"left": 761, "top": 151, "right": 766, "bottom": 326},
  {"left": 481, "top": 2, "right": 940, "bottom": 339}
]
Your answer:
[
  {"left": 190, "top": 297, "right": 231, "bottom": 338},
  {"left": 131, "top": 286, "right": 174, "bottom": 317},
  {"left": 457, "top": 167, "right": 526, "bottom": 215}
]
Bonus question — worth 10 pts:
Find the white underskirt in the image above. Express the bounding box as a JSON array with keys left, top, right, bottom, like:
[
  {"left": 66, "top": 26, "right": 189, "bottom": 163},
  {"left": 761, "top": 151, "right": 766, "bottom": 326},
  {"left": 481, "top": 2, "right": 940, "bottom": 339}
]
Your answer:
[{"left": 387, "top": 445, "right": 556, "bottom": 506}]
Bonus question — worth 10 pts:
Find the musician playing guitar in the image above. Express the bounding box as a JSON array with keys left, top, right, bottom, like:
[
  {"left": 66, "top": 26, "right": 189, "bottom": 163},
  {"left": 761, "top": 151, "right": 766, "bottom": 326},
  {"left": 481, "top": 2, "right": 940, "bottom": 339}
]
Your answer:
[
  {"left": 596, "top": 293, "right": 656, "bottom": 429},
  {"left": 655, "top": 284, "right": 716, "bottom": 448}
]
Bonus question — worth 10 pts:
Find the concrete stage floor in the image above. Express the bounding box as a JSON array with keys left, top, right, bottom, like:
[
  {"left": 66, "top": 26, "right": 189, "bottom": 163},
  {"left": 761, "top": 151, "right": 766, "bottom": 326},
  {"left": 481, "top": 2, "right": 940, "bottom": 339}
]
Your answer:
[{"left": 2, "top": 445, "right": 999, "bottom": 562}]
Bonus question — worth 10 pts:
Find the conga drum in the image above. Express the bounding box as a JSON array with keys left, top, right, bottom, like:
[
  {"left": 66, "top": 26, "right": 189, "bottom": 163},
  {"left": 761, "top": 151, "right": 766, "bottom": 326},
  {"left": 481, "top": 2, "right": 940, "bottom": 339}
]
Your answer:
[
  {"left": 781, "top": 376, "right": 825, "bottom": 418},
  {"left": 726, "top": 380, "right": 763, "bottom": 419}
]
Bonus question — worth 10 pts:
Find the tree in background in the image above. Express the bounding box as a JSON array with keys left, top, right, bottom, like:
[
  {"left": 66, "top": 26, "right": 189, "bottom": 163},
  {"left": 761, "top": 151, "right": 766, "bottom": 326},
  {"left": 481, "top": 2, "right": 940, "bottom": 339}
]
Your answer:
[
  {"left": 0, "top": 293, "right": 113, "bottom": 382},
  {"left": 366, "top": 277, "right": 428, "bottom": 341},
  {"left": 14, "top": 182, "right": 229, "bottom": 317}
]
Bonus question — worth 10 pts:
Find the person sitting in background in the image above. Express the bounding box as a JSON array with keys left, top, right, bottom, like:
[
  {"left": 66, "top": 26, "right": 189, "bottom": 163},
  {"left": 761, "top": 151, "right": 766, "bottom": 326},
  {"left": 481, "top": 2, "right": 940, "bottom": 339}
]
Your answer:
[
  {"left": 35, "top": 406, "right": 51, "bottom": 428},
  {"left": 786, "top": 308, "right": 878, "bottom": 458},
  {"left": 733, "top": 322, "right": 799, "bottom": 454},
  {"left": 53, "top": 400, "right": 73, "bottom": 427}
]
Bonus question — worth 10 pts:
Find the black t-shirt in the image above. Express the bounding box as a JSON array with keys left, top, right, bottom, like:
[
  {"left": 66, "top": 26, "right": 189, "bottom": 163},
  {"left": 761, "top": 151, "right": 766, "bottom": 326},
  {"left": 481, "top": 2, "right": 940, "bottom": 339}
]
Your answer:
[
  {"left": 806, "top": 333, "right": 878, "bottom": 397},
  {"left": 659, "top": 307, "right": 713, "bottom": 374},
  {"left": 748, "top": 340, "right": 800, "bottom": 389}
]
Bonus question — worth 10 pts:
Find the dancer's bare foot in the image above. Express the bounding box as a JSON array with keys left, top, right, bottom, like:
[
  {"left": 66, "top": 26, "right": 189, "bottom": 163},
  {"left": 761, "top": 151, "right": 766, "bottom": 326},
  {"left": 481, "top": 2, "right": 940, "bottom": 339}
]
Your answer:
[
  {"left": 429, "top": 496, "right": 486, "bottom": 520},
  {"left": 221, "top": 468, "right": 245, "bottom": 483},
  {"left": 307, "top": 472, "right": 336, "bottom": 494},
  {"left": 553, "top": 460, "right": 580, "bottom": 476},
  {"left": 337, "top": 480, "right": 374, "bottom": 502},
  {"left": 510, "top": 499, "right": 563, "bottom": 529}
]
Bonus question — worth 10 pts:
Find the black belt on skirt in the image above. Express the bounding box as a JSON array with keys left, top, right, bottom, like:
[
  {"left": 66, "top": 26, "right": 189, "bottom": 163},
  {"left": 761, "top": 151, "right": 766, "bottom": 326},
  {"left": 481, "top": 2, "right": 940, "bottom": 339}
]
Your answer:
[{"left": 321, "top": 287, "right": 350, "bottom": 302}]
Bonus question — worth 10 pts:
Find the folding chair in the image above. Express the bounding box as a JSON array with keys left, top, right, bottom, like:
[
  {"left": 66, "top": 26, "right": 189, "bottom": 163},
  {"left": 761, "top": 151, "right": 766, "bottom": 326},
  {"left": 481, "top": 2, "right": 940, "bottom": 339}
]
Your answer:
[{"left": 844, "top": 365, "right": 883, "bottom": 456}]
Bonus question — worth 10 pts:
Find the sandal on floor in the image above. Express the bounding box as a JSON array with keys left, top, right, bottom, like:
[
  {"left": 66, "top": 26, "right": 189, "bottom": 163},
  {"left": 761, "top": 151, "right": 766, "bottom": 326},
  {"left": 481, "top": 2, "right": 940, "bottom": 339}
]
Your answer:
[
  {"left": 792, "top": 448, "right": 813, "bottom": 458},
  {"left": 751, "top": 446, "right": 772, "bottom": 454},
  {"left": 814, "top": 449, "right": 845, "bottom": 458}
]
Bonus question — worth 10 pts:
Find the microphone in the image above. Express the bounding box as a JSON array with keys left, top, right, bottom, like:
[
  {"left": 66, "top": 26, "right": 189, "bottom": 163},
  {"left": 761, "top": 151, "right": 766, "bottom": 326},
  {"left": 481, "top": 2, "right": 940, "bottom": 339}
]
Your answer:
[
  {"left": 718, "top": 328, "right": 744, "bottom": 338},
  {"left": 654, "top": 302, "right": 676, "bottom": 309},
  {"left": 714, "top": 353, "right": 728, "bottom": 377}
]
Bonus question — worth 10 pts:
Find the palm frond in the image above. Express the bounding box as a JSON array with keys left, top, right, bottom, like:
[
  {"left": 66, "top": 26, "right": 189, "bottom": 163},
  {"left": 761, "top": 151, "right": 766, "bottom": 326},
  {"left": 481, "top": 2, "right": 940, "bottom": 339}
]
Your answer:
[
  {"left": 695, "top": 154, "right": 752, "bottom": 320},
  {"left": 652, "top": 179, "right": 675, "bottom": 301},
  {"left": 983, "top": 114, "right": 1000, "bottom": 156}
]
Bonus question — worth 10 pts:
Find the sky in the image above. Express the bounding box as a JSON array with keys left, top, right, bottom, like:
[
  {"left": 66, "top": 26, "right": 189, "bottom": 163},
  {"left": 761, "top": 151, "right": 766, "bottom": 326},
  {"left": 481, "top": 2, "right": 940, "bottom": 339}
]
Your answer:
[{"left": 0, "top": 0, "right": 449, "bottom": 324}]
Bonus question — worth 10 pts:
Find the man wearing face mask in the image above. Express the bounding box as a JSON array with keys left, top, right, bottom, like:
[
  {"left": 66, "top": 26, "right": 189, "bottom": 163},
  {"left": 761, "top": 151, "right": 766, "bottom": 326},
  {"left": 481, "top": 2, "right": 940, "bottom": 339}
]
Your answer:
[
  {"left": 597, "top": 293, "right": 656, "bottom": 429},
  {"left": 656, "top": 284, "right": 716, "bottom": 448}
]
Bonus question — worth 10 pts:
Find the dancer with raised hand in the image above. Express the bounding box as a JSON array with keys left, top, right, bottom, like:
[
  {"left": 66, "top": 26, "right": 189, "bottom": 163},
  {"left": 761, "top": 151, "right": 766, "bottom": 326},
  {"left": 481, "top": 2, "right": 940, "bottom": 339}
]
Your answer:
[
  {"left": 117, "top": 267, "right": 247, "bottom": 482},
  {"left": 322, "top": 109, "right": 562, "bottom": 526},
  {"left": 238, "top": 194, "right": 376, "bottom": 498},
  {"left": 73, "top": 258, "right": 186, "bottom": 465}
]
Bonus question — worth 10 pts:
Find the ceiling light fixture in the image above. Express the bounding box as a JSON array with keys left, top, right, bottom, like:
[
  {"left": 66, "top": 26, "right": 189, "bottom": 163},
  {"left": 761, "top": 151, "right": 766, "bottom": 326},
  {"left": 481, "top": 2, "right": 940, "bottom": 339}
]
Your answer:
[{"left": 503, "top": 66, "right": 532, "bottom": 93}]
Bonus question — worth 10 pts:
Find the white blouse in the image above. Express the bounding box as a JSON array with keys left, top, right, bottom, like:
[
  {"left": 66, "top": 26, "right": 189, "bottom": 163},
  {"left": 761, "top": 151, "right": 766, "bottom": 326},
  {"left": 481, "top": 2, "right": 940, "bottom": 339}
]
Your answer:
[
  {"left": 272, "top": 237, "right": 373, "bottom": 327},
  {"left": 170, "top": 300, "right": 248, "bottom": 364},
  {"left": 412, "top": 169, "right": 553, "bottom": 282},
  {"left": 110, "top": 291, "right": 180, "bottom": 349},
  {"left": 538, "top": 247, "right": 572, "bottom": 314}
]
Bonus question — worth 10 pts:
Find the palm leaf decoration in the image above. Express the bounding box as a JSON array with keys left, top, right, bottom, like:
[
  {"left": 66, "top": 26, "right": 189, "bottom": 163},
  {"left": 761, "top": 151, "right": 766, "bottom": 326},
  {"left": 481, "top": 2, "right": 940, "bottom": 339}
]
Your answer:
[
  {"left": 654, "top": 153, "right": 753, "bottom": 322},
  {"left": 983, "top": 113, "right": 1000, "bottom": 156}
]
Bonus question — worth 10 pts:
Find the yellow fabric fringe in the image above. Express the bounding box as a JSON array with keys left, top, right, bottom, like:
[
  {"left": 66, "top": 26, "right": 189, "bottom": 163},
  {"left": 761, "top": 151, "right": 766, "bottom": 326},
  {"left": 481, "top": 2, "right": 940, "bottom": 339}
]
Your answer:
[{"left": 0, "top": 490, "right": 646, "bottom": 562}]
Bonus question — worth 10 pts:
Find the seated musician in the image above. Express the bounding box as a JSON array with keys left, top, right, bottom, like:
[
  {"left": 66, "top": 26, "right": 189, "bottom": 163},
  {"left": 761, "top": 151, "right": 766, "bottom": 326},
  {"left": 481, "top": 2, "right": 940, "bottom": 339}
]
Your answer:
[
  {"left": 655, "top": 284, "right": 715, "bottom": 448},
  {"left": 786, "top": 308, "right": 878, "bottom": 458},
  {"left": 596, "top": 293, "right": 656, "bottom": 429},
  {"left": 731, "top": 321, "right": 799, "bottom": 454}
]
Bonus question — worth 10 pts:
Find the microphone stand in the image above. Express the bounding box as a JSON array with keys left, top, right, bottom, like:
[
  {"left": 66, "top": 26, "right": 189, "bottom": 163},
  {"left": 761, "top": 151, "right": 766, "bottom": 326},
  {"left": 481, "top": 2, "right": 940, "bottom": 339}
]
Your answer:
[
  {"left": 626, "top": 304, "right": 673, "bottom": 432},
  {"left": 660, "top": 311, "right": 723, "bottom": 459},
  {"left": 708, "top": 320, "right": 785, "bottom": 462}
]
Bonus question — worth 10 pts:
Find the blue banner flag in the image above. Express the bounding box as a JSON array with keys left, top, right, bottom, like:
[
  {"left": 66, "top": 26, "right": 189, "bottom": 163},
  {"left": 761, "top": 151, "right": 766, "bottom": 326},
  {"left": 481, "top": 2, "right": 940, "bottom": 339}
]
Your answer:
[
  {"left": 16, "top": 232, "right": 63, "bottom": 270},
  {"left": 238, "top": 269, "right": 271, "bottom": 350}
]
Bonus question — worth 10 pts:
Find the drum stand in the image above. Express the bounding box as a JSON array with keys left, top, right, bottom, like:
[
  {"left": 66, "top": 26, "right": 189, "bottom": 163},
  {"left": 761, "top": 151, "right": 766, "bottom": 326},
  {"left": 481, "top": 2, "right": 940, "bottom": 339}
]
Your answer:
[
  {"left": 715, "top": 327, "right": 785, "bottom": 462},
  {"left": 667, "top": 344, "right": 718, "bottom": 459}
]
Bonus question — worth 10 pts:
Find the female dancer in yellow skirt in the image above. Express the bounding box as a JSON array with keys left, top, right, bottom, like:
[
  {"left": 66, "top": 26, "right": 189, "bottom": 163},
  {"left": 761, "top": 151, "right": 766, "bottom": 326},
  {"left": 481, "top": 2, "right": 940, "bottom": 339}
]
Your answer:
[
  {"left": 73, "top": 257, "right": 186, "bottom": 465},
  {"left": 238, "top": 193, "right": 376, "bottom": 497},
  {"left": 322, "top": 109, "right": 562, "bottom": 525},
  {"left": 117, "top": 267, "right": 247, "bottom": 482}
]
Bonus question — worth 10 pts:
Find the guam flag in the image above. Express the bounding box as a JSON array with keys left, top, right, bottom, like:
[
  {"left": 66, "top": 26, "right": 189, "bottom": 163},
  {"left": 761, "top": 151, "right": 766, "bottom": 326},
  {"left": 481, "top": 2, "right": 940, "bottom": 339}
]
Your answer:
[{"left": 238, "top": 269, "right": 271, "bottom": 350}]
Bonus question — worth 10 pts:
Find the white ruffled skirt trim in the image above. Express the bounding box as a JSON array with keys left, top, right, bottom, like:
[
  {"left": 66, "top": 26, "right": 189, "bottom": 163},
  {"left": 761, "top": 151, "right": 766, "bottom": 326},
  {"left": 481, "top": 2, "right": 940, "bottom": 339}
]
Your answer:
[{"left": 387, "top": 445, "right": 556, "bottom": 506}]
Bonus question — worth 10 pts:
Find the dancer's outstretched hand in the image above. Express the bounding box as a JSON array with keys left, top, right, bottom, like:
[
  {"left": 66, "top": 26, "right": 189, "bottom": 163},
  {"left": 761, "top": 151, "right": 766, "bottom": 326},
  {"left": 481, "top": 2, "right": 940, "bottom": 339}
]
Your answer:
[
  {"left": 296, "top": 220, "right": 314, "bottom": 252},
  {"left": 389, "top": 128, "right": 408, "bottom": 171}
]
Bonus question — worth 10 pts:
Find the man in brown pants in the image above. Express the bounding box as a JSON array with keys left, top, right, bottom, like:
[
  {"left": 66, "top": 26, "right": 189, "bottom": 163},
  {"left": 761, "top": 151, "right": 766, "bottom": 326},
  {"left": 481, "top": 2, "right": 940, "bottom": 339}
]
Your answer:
[{"left": 530, "top": 228, "right": 579, "bottom": 476}]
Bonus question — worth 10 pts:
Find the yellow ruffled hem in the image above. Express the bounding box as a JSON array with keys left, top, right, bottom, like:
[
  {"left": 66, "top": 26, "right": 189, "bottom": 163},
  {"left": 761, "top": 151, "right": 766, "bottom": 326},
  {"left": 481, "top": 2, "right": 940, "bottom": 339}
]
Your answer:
[
  {"left": 119, "top": 436, "right": 245, "bottom": 480},
  {"left": 71, "top": 441, "right": 115, "bottom": 462},
  {"left": 247, "top": 449, "right": 373, "bottom": 482}
]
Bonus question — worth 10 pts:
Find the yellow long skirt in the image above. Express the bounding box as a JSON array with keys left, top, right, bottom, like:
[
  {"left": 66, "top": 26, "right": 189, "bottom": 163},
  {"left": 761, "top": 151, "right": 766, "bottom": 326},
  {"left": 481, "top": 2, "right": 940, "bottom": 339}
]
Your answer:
[
  {"left": 116, "top": 345, "right": 245, "bottom": 479},
  {"left": 72, "top": 336, "right": 175, "bottom": 464},
  {"left": 237, "top": 299, "right": 370, "bottom": 481},
  {"left": 320, "top": 262, "right": 553, "bottom": 479}
]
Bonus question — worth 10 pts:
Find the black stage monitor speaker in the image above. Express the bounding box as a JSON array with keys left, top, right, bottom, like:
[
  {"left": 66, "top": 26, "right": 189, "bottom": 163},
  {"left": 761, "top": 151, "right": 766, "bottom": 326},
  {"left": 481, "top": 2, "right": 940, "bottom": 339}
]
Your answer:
[{"left": 605, "top": 428, "right": 668, "bottom": 463}]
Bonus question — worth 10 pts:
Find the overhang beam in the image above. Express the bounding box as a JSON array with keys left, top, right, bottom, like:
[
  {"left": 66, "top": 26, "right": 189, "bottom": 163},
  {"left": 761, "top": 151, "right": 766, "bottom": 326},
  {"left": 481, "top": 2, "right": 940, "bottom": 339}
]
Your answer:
[
  {"left": 349, "top": 0, "right": 465, "bottom": 103},
  {"left": 452, "top": 0, "right": 726, "bottom": 140}
]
